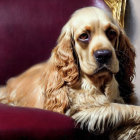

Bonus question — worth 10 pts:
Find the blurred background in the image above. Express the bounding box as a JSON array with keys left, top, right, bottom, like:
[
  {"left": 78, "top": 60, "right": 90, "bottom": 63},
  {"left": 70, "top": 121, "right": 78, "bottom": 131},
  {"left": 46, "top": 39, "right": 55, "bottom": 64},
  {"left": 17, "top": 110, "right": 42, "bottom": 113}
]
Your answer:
[{"left": 126, "top": 0, "right": 140, "bottom": 104}]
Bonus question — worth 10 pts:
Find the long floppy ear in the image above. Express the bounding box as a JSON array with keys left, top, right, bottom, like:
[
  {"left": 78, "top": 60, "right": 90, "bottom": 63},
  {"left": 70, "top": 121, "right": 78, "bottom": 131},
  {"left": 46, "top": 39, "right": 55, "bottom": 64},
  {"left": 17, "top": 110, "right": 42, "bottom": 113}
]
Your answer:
[
  {"left": 43, "top": 24, "right": 79, "bottom": 113},
  {"left": 53, "top": 25, "right": 79, "bottom": 86},
  {"left": 115, "top": 29, "right": 136, "bottom": 103}
]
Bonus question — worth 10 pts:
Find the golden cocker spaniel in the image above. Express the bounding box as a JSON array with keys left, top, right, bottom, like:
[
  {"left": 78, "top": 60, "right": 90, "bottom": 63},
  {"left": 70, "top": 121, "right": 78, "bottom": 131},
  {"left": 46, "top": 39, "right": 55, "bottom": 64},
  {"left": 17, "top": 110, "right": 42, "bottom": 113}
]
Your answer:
[{"left": 0, "top": 7, "right": 140, "bottom": 139}]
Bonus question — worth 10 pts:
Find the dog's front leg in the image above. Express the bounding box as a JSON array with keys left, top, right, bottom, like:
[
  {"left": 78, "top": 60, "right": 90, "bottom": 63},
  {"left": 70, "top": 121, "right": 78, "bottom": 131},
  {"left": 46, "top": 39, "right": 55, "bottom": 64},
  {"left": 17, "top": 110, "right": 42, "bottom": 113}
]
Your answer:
[{"left": 69, "top": 101, "right": 140, "bottom": 134}]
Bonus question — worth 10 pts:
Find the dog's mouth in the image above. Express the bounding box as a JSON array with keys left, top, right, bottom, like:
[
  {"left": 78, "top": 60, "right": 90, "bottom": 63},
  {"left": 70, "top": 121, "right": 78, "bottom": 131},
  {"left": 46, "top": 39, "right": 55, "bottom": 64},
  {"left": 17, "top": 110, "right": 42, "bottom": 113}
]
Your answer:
[
  {"left": 93, "top": 65, "right": 114, "bottom": 76},
  {"left": 86, "top": 65, "right": 114, "bottom": 94}
]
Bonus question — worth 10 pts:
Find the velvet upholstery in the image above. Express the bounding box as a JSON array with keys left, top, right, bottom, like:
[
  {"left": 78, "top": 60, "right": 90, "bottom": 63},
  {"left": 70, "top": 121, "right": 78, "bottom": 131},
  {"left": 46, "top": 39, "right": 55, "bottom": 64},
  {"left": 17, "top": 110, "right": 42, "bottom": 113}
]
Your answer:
[
  {"left": 0, "top": 104, "right": 76, "bottom": 139},
  {"left": 0, "top": 104, "right": 108, "bottom": 139},
  {"left": 0, "top": 0, "right": 109, "bottom": 139}
]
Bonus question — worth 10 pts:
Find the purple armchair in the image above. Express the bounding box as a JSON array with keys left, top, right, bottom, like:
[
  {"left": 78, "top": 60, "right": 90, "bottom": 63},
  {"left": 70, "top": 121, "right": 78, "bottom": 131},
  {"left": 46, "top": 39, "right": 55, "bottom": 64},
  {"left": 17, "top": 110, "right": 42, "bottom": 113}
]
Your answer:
[{"left": 0, "top": 0, "right": 109, "bottom": 139}]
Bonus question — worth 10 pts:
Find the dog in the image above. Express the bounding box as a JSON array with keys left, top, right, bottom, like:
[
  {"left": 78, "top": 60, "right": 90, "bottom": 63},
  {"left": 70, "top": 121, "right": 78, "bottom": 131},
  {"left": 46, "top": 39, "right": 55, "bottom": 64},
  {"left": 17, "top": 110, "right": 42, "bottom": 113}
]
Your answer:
[{"left": 0, "top": 7, "right": 140, "bottom": 139}]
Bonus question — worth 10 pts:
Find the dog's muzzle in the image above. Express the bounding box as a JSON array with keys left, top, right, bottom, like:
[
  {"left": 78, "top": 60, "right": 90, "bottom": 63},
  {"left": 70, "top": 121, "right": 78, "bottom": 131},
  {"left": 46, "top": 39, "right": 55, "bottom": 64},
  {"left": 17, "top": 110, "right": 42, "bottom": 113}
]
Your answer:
[{"left": 93, "top": 49, "right": 114, "bottom": 75}]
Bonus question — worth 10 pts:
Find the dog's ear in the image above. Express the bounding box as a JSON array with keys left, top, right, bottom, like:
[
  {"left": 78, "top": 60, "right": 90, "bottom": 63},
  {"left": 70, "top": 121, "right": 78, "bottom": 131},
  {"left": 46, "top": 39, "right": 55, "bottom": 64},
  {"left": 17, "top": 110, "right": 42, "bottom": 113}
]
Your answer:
[
  {"left": 53, "top": 25, "right": 79, "bottom": 86},
  {"left": 115, "top": 29, "right": 136, "bottom": 103},
  {"left": 43, "top": 24, "right": 79, "bottom": 113}
]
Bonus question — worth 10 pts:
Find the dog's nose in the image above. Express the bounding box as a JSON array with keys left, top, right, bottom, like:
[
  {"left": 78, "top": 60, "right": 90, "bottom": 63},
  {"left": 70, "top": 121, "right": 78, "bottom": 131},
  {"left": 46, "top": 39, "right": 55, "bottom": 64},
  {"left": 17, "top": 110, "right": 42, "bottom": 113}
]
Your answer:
[{"left": 94, "top": 50, "right": 112, "bottom": 64}]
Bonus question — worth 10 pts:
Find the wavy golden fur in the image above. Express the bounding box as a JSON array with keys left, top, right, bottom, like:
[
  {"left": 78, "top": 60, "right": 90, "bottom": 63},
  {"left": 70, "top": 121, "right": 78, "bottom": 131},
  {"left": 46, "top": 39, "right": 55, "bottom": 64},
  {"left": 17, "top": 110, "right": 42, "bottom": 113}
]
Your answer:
[{"left": 0, "top": 7, "right": 140, "bottom": 139}]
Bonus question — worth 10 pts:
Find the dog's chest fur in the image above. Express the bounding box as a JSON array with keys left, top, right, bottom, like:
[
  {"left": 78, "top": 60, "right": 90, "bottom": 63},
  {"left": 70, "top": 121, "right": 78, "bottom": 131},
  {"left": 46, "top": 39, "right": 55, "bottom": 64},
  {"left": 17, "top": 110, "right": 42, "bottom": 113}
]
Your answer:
[{"left": 66, "top": 76, "right": 124, "bottom": 115}]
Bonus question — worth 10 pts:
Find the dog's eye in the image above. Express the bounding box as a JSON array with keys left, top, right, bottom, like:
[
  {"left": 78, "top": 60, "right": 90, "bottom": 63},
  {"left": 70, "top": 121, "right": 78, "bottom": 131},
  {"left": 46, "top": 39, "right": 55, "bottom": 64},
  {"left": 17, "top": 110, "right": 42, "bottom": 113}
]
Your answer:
[
  {"left": 78, "top": 32, "right": 90, "bottom": 43},
  {"left": 106, "top": 29, "right": 117, "bottom": 41}
]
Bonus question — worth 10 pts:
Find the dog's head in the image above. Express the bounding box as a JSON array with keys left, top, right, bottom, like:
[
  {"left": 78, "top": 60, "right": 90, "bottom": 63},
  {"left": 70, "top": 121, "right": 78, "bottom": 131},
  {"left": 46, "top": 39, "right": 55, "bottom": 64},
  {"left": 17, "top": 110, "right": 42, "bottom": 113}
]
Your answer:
[
  {"left": 69, "top": 7, "right": 119, "bottom": 78},
  {"left": 52, "top": 7, "right": 135, "bottom": 102}
]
